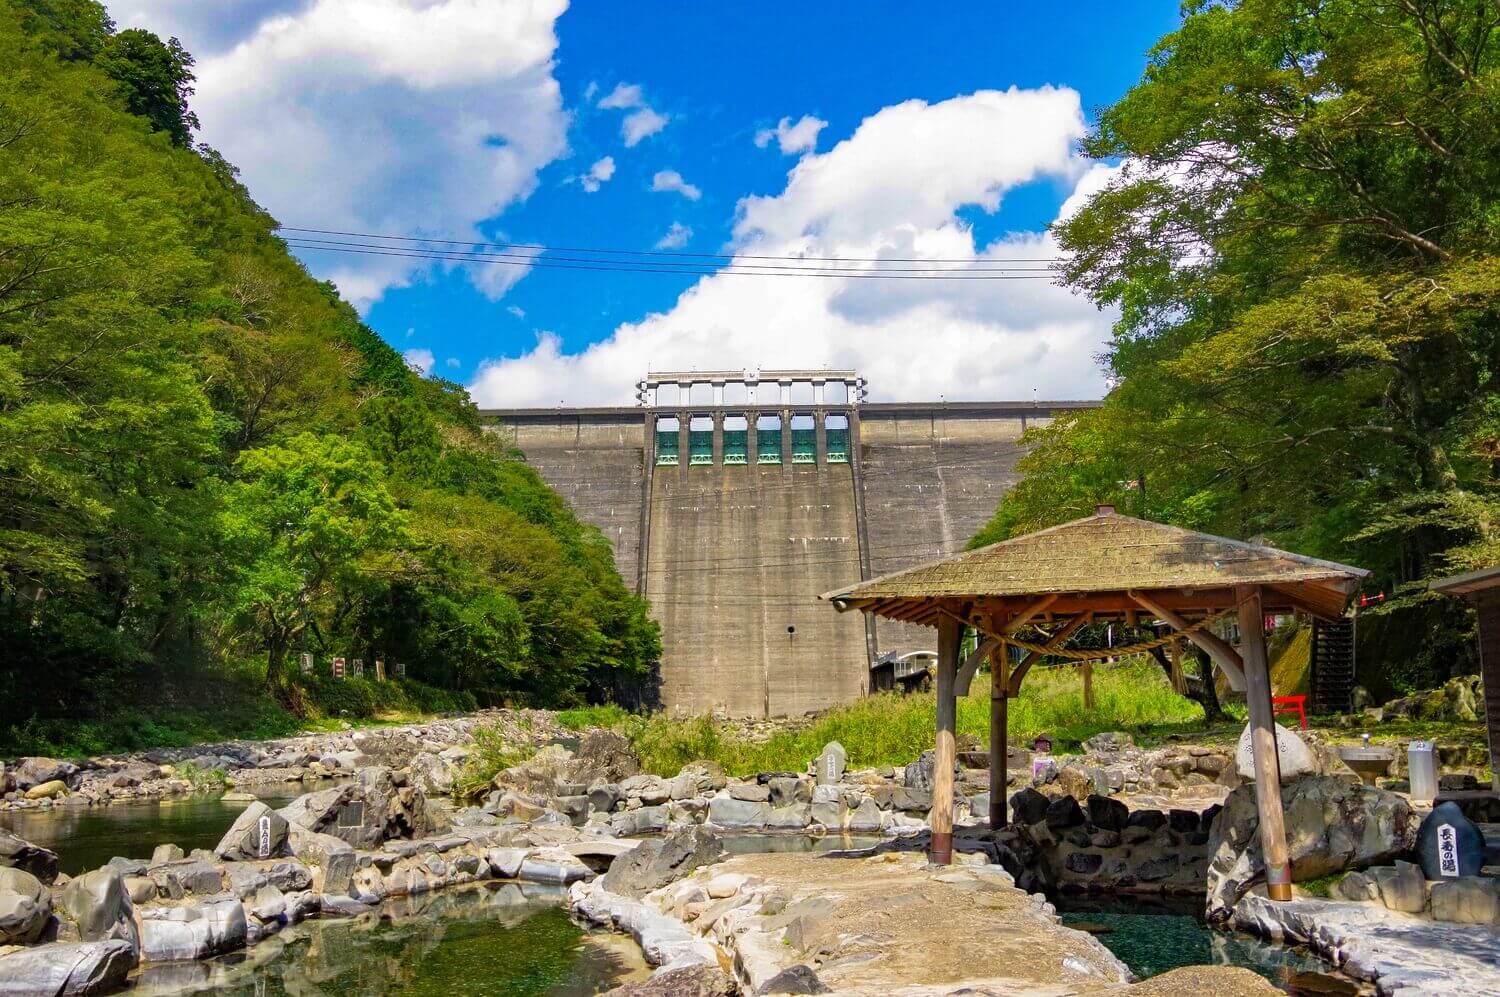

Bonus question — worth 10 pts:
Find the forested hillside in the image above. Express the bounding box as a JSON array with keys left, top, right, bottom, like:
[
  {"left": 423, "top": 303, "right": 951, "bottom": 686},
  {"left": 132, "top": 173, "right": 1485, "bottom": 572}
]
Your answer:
[
  {"left": 0, "top": 0, "right": 659, "bottom": 754},
  {"left": 974, "top": 0, "right": 1498, "bottom": 694}
]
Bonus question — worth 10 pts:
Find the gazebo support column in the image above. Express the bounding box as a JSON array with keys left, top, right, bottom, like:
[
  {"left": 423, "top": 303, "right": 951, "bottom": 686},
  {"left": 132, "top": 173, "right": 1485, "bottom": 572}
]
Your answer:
[
  {"left": 989, "top": 645, "right": 1008, "bottom": 827},
  {"left": 1237, "top": 584, "right": 1293, "bottom": 902},
  {"left": 931, "top": 615, "right": 960, "bottom": 864}
]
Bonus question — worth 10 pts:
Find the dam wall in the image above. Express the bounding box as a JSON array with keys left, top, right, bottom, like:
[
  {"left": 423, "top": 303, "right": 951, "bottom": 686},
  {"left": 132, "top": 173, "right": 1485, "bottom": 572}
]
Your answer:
[{"left": 483, "top": 386, "right": 1092, "bottom": 716}]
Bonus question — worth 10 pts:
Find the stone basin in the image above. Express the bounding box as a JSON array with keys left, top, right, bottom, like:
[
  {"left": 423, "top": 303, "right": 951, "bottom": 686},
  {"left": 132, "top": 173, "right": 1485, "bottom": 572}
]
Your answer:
[{"left": 1337, "top": 746, "right": 1396, "bottom": 787}]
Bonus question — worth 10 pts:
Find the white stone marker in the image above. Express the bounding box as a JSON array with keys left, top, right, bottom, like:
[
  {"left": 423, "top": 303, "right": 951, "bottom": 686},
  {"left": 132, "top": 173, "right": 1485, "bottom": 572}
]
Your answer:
[{"left": 818, "top": 741, "right": 847, "bottom": 785}]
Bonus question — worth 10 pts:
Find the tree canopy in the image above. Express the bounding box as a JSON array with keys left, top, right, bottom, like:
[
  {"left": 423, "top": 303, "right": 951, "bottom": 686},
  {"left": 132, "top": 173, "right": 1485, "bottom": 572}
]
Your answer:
[
  {"left": 0, "top": 0, "right": 658, "bottom": 747},
  {"left": 975, "top": 0, "right": 1498, "bottom": 688}
]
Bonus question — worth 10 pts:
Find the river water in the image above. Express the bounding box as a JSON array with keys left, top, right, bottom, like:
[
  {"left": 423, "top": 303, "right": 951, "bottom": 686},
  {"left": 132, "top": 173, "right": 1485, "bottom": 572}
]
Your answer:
[{"left": 5, "top": 797, "right": 1341, "bottom": 993}]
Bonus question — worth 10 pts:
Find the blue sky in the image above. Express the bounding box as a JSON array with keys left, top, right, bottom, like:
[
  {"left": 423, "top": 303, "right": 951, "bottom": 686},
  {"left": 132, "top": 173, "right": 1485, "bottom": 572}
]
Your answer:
[{"left": 118, "top": 2, "right": 1181, "bottom": 404}]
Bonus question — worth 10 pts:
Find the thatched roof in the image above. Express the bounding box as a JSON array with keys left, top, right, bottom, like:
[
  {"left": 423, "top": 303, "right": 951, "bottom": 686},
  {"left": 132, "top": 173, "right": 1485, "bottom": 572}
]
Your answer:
[{"left": 822, "top": 506, "right": 1367, "bottom": 627}]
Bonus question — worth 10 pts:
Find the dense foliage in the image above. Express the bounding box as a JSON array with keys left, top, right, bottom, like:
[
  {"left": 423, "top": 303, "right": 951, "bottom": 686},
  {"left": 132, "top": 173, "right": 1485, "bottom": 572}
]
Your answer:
[
  {"left": 975, "top": 0, "right": 1498, "bottom": 687},
  {"left": 0, "top": 0, "right": 658, "bottom": 752}
]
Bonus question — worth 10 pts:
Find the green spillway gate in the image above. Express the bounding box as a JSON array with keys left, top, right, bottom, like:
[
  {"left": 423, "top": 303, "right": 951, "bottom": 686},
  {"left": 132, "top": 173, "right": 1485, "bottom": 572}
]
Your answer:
[
  {"left": 791, "top": 428, "right": 816, "bottom": 463},
  {"left": 655, "top": 430, "right": 679, "bottom": 465},
  {"left": 756, "top": 428, "right": 781, "bottom": 463},
  {"left": 689, "top": 429, "right": 713, "bottom": 465},
  {"left": 723, "top": 428, "right": 748, "bottom": 464},
  {"left": 826, "top": 426, "right": 849, "bottom": 463}
]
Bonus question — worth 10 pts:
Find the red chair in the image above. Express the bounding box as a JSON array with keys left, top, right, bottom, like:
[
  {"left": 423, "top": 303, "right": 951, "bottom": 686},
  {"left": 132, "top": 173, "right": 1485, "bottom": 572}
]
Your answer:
[{"left": 1272, "top": 694, "right": 1307, "bottom": 729}]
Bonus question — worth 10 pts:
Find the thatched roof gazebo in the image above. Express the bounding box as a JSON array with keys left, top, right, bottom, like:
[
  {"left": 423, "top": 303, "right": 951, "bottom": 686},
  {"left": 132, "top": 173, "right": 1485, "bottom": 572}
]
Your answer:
[
  {"left": 1431, "top": 565, "right": 1500, "bottom": 792},
  {"left": 823, "top": 505, "right": 1367, "bottom": 901}
]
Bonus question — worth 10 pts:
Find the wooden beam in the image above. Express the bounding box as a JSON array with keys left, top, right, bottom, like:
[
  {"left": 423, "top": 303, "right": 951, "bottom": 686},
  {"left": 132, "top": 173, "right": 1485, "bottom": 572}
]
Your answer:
[
  {"left": 1129, "top": 589, "right": 1247, "bottom": 690},
  {"left": 1007, "top": 614, "right": 1090, "bottom": 696},
  {"left": 990, "top": 639, "right": 1008, "bottom": 828},
  {"left": 931, "top": 614, "right": 960, "bottom": 865},
  {"left": 1238, "top": 584, "right": 1293, "bottom": 902},
  {"left": 955, "top": 636, "right": 998, "bottom": 697},
  {"left": 1004, "top": 593, "right": 1060, "bottom": 634},
  {"left": 1082, "top": 658, "right": 1095, "bottom": 710}
]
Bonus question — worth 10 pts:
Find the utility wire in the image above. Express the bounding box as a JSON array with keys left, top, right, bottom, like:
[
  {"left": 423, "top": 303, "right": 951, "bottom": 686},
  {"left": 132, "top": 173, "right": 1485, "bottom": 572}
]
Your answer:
[
  {"left": 286, "top": 236, "right": 1059, "bottom": 274},
  {"left": 278, "top": 225, "right": 1073, "bottom": 265},
  {"left": 285, "top": 241, "right": 1062, "bottom": 280}
]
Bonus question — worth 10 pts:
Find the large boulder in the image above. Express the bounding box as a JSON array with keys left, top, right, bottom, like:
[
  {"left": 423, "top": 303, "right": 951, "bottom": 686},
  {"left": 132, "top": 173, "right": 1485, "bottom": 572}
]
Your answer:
[
  {"left": 0, "top": 867, "right": 52, "bottom": 945},
  {"left": 11, "top": 757, "right": 77, "bottom": 791},
  {"left": 0, "top": 830, "right": 59, "bottom": 884},
  {"left": 603, "top": 826, "right": 724, "bottom": 900},
  {"left": 1416, "top": 800, "right": 1486, "bottom": 880},
  {"left": 1205, "top": 776, "right": 1415, "bottom": 921},
  {"left": 0, "top": 940, "right": 136, "bottom": 995},
  {"left": 1234, "top": 723, "right": 1317, "bottom": 782},
  {"left": 214, "top": 801, "right": 289, "bottom": 861},
  {"left": 60, "top": 868, "right": 138, "bottom": 949},
  {"left": 138, "top": 897, "right": 247, "bottom": 962},
  {"left": 276, "top": 768, "right": 431, "bottom": 848},
  {"left": 602, "top": 964, "right": 737, "bottom": 997},
  {"left": 568, "top": 728, "right": 641, "bottom": 785},
  {"left": 285, "top": 827, "right": 356, "bottom": 896},
  {"left": 492, "top": 745, "right": 573, "bottom": 797}
]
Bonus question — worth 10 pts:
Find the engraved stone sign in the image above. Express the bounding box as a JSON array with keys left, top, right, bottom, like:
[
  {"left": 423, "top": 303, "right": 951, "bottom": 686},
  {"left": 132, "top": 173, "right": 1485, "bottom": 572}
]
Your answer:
[
  {"left": 375, "top": 659, "right": 386, "bottom": 681},
  {"left": 257, "top": 814, "right": 273, "bottom": 859},
  {"left": 352, "top": 657, "right": 364, "bottom": 678},
  {"left": 337, "top": 801, "right": 365, "bottom": 828},
  {"left": 332, "top": 657, "right": 345, "bottom": 679},
  {"left": 1438, "top": 824, "right": 1460, "bottom": 877},
  {"left": 300, "top": 652, "right": 313, "bottom": 675},
  {"left": 818, "top": 741, "right": 846, "bottom": 785}
]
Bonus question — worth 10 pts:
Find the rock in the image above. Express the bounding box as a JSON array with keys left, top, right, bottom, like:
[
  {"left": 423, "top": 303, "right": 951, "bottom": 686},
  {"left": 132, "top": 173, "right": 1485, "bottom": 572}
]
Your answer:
[
  {"left": 602, "top": 964, "right": 737, "bottom": 997},
  {"left": 150, "top": 844, "right": 184, "bottom": 865},
  {"left": 1416, "top": 800, "right": 1486, "bottom": 881},
  {"left": 755, "top": 964, "right": 829, "bottom": 995},
  {"left": 1086, "top": 794, "right": 1128, "bottom": 832},
  {"left": 0, "top": 830, "right": 59, "bottom": 884},
  {"left": 588, "top": 782, "right": 622, "bottom": 813},
  {"left": 12, "top": 757, "right": 77, "bottom": 791},
  {"left": 728, "top": 783, "right": 770, "bottom": 803},
  {"left": 555, "top": 795, "right": 591, "bottom": 826},
  {"left": 708, "top": 796, "right": 770, "bottom": 829},
  {"left": 149, "top": 861, "right": 222, "bottom": 898},
  {"left": 0, "top": 939, "right": 135, "bottom": 995},
  {"left": 1234, "top": 723, "right": 1316, "bottom": 782},
  {"left": 1205, "top": 776, "right": 1414, "bottom": 921},
  {"left": 612, "top": 805, "right": 671, "bottom": 836},
  {"left": 249, "top": 884, "right": 287, "bottom": 922},
  {"left": 1330, "top": 869, "right": 1378, "bottom": 902},
  {"left": 816, "top": 742, "right": 847, "bottom": 786},
  {"left": 768, "top": 777, "right": 810, "bottom": 808},
  {"left": 621, "top": 774, "right": 672, "bottom": 806},
  {"left": 904, "top": 750, "right": 944, "bottom": 792},
  {"left": 1371, "top": 861, "right": 1425, "bottom": 913},
  {"left": 24, "top": 780, "right": 68, "bottom": 800},
  {"left": 892, "top": 786, "right": 932, "bottom": 812},
  {"left": 603, "top": 827, "right": 724, "bottom": 899},
  {"left": 570, "top": 728, "right": 641, "bottom": 784},
  {"left": 1430, "top": 876, "right": 1500, "bottom": 925},
  {"left": 1082, "top": 732, "right": 1134, "bottom": 753},
  {"left": 286, "top": 827, "right": 356, "bottom": 896},
  {"left": 215, "top": 801, "right": 289, "bottom": 861},
  {"left": 0, "top": 867, "right": 52, "bottom": 944},
  {"left": 138, "top": 897, "right": 248, "bottom": 962},
  {"left": 847, "top": 798, "right": 883, "bottom": 832},
  {"left": 106, "top": 857, "right": 147, "bottom": 877},
  {"left": 1009, "top": 788, "right": 1049, "bottom": 826},
  {"left": 1045, "top": 796, "right": 1084, "bottom": 829},
  {"left": 60, "top": 868, "right": 137, "bottom": 947}
]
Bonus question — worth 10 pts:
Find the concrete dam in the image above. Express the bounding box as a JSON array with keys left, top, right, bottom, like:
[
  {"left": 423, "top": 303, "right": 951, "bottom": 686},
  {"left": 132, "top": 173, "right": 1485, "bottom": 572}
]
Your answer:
[{"left": 481, "top": 371, "right": 1094, "bottom": 717}]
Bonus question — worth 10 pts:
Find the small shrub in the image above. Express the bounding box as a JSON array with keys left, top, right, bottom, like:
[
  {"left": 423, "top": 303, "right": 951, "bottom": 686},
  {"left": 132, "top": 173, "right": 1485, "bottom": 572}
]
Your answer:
[
  {"left": 175, "top": 760, "right": 229, "bottom": 793},
  {"left": 452, "top": 722, "right": 536, "bottom": 801}
]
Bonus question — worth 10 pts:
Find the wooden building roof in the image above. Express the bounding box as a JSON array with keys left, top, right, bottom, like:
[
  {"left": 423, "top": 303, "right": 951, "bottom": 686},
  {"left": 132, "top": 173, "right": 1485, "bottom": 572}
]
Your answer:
[{"left": 822, "top": 506, "right": 1367, "bottom": 626}]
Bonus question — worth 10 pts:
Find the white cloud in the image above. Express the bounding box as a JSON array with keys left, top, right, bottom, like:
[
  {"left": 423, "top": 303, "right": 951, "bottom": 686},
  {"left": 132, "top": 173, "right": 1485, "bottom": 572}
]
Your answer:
[
  {"left": 507, "top": 305, "right": 526, "bottom": 319},
  {"left": 402, "top": 348, "right": 435, "bottom": 374},
  {"left": 650, "top": 169, "right": 701, "bottom": 201},
  {"left": 622, "top": 107, "right": 669, "bottom": 146},
  {"left": 470, "top": 87, "right": 1114, "bottom": 407},
  {"left": 578, "top": 155, "right": 616, "bottom": 193},
  {"left": 754, "top": 114, "right": 827, "bottom": 155},
  {"left": 446, "top": 357, "right": 461, "bottom": 369},
  {"left": 117, "top": 0, "right": 569, "bottom": 308},
  {"left": 583, "top": 80, "right": 599, "bottom": 103},
  {"left": 655, "top": 222, "right": 692, "bottom": 249},
  {"left": 596, "top": 82, "right": 643, "bottom": 109}
]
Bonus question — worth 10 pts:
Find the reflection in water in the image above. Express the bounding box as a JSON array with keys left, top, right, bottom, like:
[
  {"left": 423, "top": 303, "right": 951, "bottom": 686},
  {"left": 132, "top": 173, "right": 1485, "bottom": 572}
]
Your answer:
[
  {"left": 128, "top": 882, "right": 649, "bottom": 996},
  {"left": 1055, "top": 894, "right": 1334, "bottom": 991},
  {"left": 0, "top": 788, "right": 331, "bottom": 875},
  {"left": 713, "top": 832, "right": 885, "bottom": 856}
]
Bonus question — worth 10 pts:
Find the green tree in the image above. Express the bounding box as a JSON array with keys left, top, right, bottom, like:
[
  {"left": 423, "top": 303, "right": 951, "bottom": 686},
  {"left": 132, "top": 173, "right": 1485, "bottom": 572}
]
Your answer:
[
  {"left": 980, "top": 0, "right": 1499, "bottom": 602},
  {"left": 219, "top": 434, "right": 406, "bottom": 694},
  {"left": 95, "top": 28, "right": 199, "bottom": 146}
]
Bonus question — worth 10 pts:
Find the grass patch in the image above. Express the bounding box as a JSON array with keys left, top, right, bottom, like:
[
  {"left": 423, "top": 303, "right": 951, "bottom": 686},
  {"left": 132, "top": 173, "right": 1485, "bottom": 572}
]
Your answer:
[
  {"left": 174, "top": 760, "right": 230, "bottom": 793},
  {"left": 586, "top": 658, "right": 1211, "bottom": 777},
  {"left": 452, "top": 721, "right": 538, "bottom": 801}
]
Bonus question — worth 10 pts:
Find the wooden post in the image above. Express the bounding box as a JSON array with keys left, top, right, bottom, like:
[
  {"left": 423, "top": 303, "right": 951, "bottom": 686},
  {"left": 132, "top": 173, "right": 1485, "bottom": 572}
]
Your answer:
[
  {"left": 1238, "top": 584, "right": 1292, "bottom": 902},
  {"left": 1082, "top": 659, "right": 1095, "bottom": 710},
  {"left": 932, "top": 614, "right": 960, "bottom": 864},
  {"left": 1169, "top": 638, "right": 1185, "bottom": 695},
  {"left": 989, "top": 644, "right": 1008, "bottom": 828}
]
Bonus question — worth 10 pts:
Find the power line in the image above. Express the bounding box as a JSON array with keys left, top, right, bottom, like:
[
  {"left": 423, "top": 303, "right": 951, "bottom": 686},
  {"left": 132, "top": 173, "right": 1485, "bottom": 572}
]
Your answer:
[
  {"left": 286, "top": 236, "right": 1059, "bottom": 274},
  {"left": 284, "top": 241, "right": 1063, "bottom": 281},
  {"left": 278, "top": 225, "right": 1073, "bottom": 265}
]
